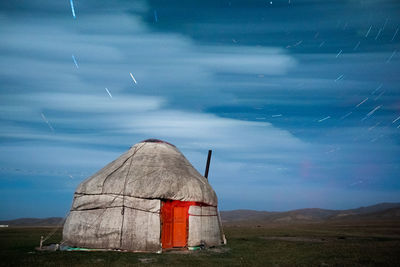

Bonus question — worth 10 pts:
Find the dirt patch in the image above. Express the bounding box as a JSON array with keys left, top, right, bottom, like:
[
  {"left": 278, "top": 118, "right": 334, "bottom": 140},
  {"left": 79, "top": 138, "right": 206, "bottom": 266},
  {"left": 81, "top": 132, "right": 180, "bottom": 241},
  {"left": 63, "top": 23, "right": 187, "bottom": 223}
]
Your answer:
[
  {"left": 207, "top": 246, "right": 231, "bottom": 253},
  {"left": 261, "top": 236, "right": 327, "bottom": 243},
  {"left": 138, "top": 257, "right": 156, "bottom": 263}
]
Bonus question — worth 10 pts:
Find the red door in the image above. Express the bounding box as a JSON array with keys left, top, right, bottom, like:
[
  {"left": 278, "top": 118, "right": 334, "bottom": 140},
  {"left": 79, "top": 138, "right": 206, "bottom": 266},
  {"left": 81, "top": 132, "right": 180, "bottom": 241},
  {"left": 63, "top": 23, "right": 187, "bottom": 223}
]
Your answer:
[
  {"left": 173, "top": 206, "right": 187, "bottom": 247},
  {"left": 161, "top": 201, "right": 189, "bottom": 249},
  {"left": 161, "top": 202, "right": 173, "bottom": 248}
]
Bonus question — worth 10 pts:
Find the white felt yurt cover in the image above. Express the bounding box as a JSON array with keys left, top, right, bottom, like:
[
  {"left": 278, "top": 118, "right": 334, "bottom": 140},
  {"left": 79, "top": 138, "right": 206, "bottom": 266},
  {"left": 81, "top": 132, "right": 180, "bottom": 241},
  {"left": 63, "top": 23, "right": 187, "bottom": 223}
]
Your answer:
[{"left": 62, "top": 139, "right": 224, "bottom": 252}]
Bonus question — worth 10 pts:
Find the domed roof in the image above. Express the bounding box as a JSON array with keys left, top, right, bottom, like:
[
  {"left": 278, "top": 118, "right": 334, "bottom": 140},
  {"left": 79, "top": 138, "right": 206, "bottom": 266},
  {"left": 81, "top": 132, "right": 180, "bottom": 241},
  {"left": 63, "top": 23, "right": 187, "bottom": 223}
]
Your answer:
[{"left": 76, "top": 140, "right": 217, "bottom": 206}]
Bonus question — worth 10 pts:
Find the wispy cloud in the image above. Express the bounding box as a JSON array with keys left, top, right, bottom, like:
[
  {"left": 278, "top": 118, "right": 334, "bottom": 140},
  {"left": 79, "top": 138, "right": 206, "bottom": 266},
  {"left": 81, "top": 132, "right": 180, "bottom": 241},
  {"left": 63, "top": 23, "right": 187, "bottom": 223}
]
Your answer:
[{"left": 0, "top": 0, "right": 399, "bottom": 218}]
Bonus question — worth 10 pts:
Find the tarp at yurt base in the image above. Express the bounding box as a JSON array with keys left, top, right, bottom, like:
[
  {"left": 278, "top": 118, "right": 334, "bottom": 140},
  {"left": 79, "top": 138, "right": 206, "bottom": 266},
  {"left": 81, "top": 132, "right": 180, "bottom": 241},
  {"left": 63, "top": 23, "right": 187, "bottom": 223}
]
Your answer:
[{"left": 62, "top": 139, "right": 226, "bottom": 252}]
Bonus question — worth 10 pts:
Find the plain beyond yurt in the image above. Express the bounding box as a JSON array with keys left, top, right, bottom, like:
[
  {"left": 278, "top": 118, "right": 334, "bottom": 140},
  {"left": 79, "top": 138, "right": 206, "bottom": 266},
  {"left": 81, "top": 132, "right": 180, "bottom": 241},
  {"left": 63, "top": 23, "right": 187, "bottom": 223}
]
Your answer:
[{"left": 62, "top": 139, "right": 226, "bottom": 252}]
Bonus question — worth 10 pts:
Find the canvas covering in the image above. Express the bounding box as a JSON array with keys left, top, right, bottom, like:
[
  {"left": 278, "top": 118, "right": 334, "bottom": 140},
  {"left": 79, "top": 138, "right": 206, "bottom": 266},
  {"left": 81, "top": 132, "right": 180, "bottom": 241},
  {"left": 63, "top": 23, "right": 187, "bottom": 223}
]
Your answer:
[
  {"left": 62, "top": 141, "right": 224, "bottom": 251},
  {"left": 188, "top": 206, "right": 223, "bottom": 247},
  {"left": 76, "top": 142, "right": 217, "bottom": 205}
]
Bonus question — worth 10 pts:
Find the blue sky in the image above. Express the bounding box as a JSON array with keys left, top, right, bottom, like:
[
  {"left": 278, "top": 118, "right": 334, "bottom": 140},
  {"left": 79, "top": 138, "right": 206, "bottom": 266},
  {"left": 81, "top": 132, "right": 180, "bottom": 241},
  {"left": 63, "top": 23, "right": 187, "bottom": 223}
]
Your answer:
[{"left": 0, "top": 0, "right": 399, "bottom": 219}]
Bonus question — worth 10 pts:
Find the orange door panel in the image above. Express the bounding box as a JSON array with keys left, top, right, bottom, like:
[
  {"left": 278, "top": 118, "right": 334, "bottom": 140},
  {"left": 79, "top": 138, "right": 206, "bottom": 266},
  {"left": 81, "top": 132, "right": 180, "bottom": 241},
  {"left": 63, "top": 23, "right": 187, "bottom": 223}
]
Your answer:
[
  {"left": 161, "top": 202, "right": 173, "bottom": 248},
  {"left": 161, "top": 200, "right": 191, "bottom": 249},
  {"left": 172, "top": 206, "right": 187, "bottom": 247}
]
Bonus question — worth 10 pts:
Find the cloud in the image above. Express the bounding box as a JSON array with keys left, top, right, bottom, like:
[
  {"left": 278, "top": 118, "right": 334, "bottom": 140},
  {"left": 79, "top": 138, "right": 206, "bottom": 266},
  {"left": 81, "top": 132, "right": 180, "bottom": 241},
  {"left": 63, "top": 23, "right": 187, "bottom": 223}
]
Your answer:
[
  {"left": 0, "top": 0, "right": 399, "bottom": 217},
  {"left": 0, "top": 0, "right": 301, "bottom": 152},
  {"left": 195, "top": 46, "right": 296, "bottom": 75},
  {"left": 0, "top": 92, "right": 164, "bottom": 114}
]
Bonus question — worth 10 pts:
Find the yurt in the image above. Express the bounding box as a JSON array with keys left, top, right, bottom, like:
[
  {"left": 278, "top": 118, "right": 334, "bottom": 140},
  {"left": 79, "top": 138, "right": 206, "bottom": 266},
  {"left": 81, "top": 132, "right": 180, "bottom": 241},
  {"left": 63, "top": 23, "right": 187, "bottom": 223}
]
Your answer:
[{"left": 62, "top": 139, "right": 226, "bottom": 252}]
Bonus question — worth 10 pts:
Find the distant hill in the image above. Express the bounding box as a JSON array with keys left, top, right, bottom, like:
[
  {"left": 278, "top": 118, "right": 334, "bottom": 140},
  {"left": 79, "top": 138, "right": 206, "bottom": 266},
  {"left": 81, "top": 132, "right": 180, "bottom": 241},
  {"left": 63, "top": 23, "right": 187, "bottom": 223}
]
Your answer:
[
  {"left": 218, "top": 209, "right": 278, "bottom": 222},
  {"left": 337, "top": 206, "right": 400, "bottom": 221},
  {"left": 221, "top": 202, "right": 400, "bottom": 224},
  {"left": 1, "top": 202, "right": 399, "bottom": 226},
  {"left": 0, "top": 217, "right": 64, "bottom": 227},
  {"left": 343, "top": 202, "right": 400, "bottom": 215}
]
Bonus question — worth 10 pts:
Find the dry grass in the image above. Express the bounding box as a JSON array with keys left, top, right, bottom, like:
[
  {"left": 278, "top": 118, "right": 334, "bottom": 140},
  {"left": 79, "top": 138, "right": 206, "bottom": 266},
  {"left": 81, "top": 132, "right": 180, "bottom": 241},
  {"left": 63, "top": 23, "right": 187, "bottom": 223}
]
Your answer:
[{"left": 1, "top": 221, "right": 400, "bottom": 266}]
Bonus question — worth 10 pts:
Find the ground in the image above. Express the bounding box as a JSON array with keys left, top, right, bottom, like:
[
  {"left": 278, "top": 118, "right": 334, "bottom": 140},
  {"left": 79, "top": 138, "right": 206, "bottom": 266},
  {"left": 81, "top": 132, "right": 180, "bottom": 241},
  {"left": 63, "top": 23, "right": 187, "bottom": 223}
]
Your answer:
[{"left": 1, "top": 221, "right": 399, "bottom": 266}]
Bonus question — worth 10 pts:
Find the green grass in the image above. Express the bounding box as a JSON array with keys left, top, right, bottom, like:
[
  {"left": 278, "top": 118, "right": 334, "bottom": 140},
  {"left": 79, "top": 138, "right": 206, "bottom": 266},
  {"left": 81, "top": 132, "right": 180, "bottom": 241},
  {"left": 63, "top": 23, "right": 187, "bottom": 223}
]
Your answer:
[{"left": 1, "top": 221, "right": 400, "bottom": 266}]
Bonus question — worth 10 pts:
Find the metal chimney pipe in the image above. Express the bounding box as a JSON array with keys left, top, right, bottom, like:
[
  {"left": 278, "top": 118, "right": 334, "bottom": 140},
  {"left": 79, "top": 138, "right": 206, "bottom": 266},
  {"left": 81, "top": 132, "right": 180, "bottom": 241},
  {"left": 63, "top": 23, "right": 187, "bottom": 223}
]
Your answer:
[{"left": 204, "top": 150, "right": 212, "bottom": 179}]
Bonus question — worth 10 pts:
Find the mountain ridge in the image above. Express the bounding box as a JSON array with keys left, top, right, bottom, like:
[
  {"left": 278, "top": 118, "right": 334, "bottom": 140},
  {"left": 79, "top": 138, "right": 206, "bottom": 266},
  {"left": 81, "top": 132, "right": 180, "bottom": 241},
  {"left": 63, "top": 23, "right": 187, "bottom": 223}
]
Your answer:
[
  {"left": 221, "top": 202, "right": 400, "bottom": 224},
  {"left": 1, "top": 202, "right": 399, "bottom": 226}
]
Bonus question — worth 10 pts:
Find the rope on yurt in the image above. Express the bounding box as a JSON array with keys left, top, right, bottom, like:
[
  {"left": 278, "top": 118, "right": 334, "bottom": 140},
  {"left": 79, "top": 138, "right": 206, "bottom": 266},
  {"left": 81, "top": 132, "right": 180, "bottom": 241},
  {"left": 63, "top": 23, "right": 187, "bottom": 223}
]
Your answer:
[
  {"left": 70, "top": 146, "right": 143, "bottom": 241},
  {"left": 216, "top": 209, "right": 227, "bottom": 245},
  {"left": 70, "top": 143, "right": 146, "bottom": 247},
  {"left": 40, "top": 211, "right": 70, "bottom": 245},
  {"left": 38, "top": 144, "right": 142, "bottom": 248},
  {"left": 40, "top": 186, "right": 79, "bottom": 247},
  {"left": 119, "top": 144, "right": 141, "bottom": 248},
  {"left": 63, "top": 186, "right": 124, "bottom": 247},
  {"left": 100, "top": 153, "right": 136, "bottom": 194}
]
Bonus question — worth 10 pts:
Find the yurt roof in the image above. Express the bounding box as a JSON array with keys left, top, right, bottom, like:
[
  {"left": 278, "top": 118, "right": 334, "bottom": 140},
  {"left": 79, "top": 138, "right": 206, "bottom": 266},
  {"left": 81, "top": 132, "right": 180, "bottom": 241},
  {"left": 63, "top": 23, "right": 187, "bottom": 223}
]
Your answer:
[{"left": 76, "top": 139, "right": 218, "bottom": 206}]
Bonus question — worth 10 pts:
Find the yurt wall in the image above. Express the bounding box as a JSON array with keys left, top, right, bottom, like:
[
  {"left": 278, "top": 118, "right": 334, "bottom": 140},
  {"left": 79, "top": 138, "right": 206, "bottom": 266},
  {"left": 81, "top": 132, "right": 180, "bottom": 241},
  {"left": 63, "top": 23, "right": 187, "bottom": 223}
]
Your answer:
[{"left": 62, "top": 139, "right": 225, "bottom": 252}]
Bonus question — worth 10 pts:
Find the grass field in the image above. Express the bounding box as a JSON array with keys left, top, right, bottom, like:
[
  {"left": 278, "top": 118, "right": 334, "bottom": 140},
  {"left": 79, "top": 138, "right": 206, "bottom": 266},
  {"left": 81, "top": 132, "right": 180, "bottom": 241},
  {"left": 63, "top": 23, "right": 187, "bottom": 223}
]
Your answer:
[{"left": 1, "top": 221, "right": 400, "bottom": 266}]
